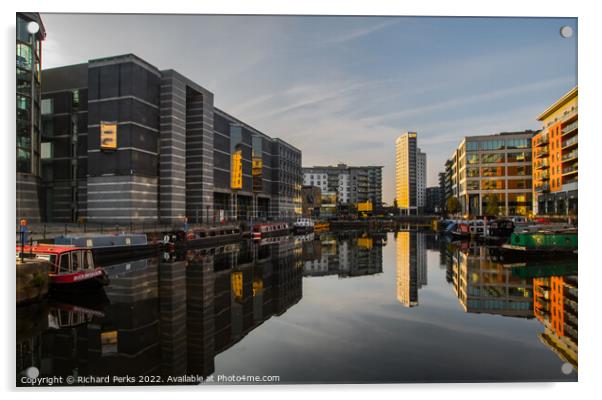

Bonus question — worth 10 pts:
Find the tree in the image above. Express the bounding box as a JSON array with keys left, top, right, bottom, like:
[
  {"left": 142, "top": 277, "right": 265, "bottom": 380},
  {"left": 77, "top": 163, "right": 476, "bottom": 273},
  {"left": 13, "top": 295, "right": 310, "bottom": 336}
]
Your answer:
[
  {"left": 446, "top": 197, "right": 460, "bottom": 215},
  {"left": 484, "top": 194, "right": 500, "bottom": 216}
]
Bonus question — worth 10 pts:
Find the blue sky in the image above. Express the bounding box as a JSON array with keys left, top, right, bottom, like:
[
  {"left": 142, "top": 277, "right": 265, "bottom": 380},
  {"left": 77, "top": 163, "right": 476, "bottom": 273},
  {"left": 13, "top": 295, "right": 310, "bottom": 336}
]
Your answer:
[{"left": 41, "top": 14, "right": 577, "bottom": 203}]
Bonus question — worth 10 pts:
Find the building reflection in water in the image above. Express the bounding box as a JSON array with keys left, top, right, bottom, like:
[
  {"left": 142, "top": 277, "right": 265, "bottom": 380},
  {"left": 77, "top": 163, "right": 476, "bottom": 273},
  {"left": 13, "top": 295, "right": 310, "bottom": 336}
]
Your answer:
[
  {"left": 302, "top": 231, "right": 384, "bottom": 278},
  {"left": 443, "top": 241, "right": 578, "bottom": 370},
  {"left": 533, "top": 271, "right": 578, "bottom": 371},
  {"left": 450, "top": 245, "right": 533, "bottom": 317},
  {"left": 16, "top": 238, "right": 304, "bottom": 385},
  {"left": 395, "top": 231, "right": 427, "bottom": 307}
]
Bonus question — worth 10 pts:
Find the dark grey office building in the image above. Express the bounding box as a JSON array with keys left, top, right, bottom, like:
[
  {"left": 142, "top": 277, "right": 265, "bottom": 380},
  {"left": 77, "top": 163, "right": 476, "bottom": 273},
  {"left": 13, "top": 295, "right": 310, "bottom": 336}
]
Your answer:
[{"left": 40, "top": 54, "right": 301, "bottom": 224}]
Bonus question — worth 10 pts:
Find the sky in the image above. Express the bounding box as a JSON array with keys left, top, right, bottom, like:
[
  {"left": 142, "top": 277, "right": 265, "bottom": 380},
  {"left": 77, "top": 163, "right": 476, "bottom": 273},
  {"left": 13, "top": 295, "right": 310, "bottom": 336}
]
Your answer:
[{"left": 40, "top": 14, "right": 577, "bottom": 204}]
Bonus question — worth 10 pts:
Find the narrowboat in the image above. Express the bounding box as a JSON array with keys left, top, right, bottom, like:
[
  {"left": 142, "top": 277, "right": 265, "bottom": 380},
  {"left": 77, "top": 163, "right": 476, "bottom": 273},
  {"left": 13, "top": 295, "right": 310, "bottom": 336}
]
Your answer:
[
  {"left": 499, "top": 228, "right": 577, "bottom": 259},
  {"left": 17, "top": 244, "right": 108, "bottom": 289},
  {"left": 252, "top": 222, "right": 290, "bottom": 240},
  {"left": 54, "top": 233, "right": 160, "bottom": 264},
  {"left": 481, "top": 219, "right": 515, "bottom": 242},
  {"left": 168, "top": 225, "right": 242, "bottom": 249},
  {"left": 293, "top": 218, "right": 315, "bottom": 234},
  {"left": 451, "top": 222, "right": 471, "bottom": 239}
]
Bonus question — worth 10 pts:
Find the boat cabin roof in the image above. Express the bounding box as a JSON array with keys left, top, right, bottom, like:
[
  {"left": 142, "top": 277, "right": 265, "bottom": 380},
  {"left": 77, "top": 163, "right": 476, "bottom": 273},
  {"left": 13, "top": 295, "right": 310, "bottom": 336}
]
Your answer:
[{"left": 17, "top": 244, "right": 86, "bottom": 255}]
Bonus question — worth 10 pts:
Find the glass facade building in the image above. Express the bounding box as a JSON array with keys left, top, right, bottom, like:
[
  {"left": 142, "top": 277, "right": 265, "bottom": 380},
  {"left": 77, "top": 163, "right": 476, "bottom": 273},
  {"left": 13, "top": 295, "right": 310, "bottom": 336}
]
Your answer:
[
  {"left": 445, "top": 131, "right": 535, "bottom": 217},
  {"left": 16, "top": 13, "right": 46, "bottom": 222}
]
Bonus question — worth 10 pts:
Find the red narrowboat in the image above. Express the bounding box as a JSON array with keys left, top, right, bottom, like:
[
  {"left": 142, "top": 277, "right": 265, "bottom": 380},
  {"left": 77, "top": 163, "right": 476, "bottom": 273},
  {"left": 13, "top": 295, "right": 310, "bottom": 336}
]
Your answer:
[{"left": 16, "top": 245, "right": 108, "bottom": 289}]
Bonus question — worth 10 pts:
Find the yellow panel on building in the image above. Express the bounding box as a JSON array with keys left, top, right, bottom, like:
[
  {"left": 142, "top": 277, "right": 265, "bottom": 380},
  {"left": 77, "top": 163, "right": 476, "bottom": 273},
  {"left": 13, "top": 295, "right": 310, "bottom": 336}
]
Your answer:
[
  {"left": 357, "top": 200, "right": 373, "bottom": 212},
  {"left": 231, "top": 150, "right": 243, "bottom": 189},
  {"left": 100, "top": 122, "right": 117, "bottom": 150}
]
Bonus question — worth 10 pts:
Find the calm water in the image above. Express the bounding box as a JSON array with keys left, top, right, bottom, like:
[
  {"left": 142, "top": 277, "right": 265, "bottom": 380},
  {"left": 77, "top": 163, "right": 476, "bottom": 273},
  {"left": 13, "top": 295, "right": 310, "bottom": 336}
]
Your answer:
[{"left": 16, "top": 231, "right": 578, "bottom": 385}]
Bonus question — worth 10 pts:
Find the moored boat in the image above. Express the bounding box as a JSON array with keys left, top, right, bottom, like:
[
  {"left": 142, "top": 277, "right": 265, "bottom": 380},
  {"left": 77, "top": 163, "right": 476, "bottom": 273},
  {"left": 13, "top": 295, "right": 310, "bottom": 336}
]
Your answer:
[
  {"left": 252, "top": 222, "right": 290, "bottom": 240},
  {"left": 293, "top": 218, "right": 315, "bottom": 234},
  {"left": 481, "top": 219, "right": 515, "bottom": 242},
  {"left": 500, "top": 228, "right": 577, "bottom": 259},
  {"left": 17, "top": 244, "right": 109, "bottom": 290},
  {"left": 176, "top": 225, "right": 242, "bottom": 249},
  {"left": 54, "top": 233, "right": 160, "bottom": 264}
]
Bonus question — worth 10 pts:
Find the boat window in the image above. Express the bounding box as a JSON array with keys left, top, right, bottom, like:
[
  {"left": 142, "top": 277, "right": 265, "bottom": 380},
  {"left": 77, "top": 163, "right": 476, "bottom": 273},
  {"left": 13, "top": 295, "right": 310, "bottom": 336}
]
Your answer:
[
  {"left": 71, "top": 252, "right": 80, "bottom": 272},
  {"left": 59, "top": 254, "right": 70, "bottom": 273},
  {"left": 84, "top": 251, "right": 93, "bottom": 269}
]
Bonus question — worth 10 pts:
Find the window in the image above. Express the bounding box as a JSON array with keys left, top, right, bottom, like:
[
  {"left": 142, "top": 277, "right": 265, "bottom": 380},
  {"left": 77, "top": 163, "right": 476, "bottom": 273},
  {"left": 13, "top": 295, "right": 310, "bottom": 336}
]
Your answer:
[
  {"left": 16, "top": 43, "right": 33, "bottom": 70},
  {"left": 467, "top": 153, "right": 479, "bottom": 164},
  {"left": 481, "top": 153, "right": 505, "bottom": 164},
  {"left": 481, "top": 179, "right": 505, "bottom": 190},
  {"left": 507, "top": 166, "right": 531, "bottom": 176},
  {"left": 71, "top": 252, "right": 80, "bottom": 271},
  {"left": 41, "top": 142, "right": 52, "bottom": 159},
  {"left": 507, "top": 151, "right": 531, "bottom": 162},
  {"left": 72, "top": 90, "right": 80, "bottom": 108},
  {"left": 59, "top": 254, "right": 70, "bottom": 273},
  {"left": 481, "top": 166, "right": 504, "bottom": 177},
  {"left": 41, "top": 98, "right": 53, "bottom": 115}
]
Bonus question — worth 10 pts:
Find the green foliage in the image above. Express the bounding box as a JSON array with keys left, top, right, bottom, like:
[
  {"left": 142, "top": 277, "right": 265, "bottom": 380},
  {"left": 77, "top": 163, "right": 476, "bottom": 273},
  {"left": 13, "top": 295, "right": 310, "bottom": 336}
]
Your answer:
[
  {"left": 446, "top": 197, "right": 460, "bottom": 214},
  {"left": 484, "top": 194, "right": 500, "bottom": 216}
]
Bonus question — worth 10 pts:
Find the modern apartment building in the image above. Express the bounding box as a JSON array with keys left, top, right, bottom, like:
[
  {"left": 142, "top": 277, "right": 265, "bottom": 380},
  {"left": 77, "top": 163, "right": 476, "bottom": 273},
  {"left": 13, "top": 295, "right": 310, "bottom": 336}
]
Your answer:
[
  {"left": 302, "top": 164, "right": 383, "bottom": 208},
  {"left": 16, "top": 13, "right": 46, "bottom": 222},
  {"left": 39, "top": 54, "right": 302, "bottom": 224},
  {"left": 395, "top": 132, "right": 426, "bottom": 214},
  {"left": 532, "top": 87, "right": 578, "bottom": 216},
  {"left": 445, "top": 131, "right": 535, "bottom": 216},
  {"left": 425, "top": 186, "right": 443, "bottom": 214}
]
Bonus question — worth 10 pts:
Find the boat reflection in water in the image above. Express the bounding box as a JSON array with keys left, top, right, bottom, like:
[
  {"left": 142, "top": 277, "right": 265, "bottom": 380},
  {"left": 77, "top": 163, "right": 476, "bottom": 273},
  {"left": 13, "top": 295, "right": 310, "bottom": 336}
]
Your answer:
[
  {"left": 16, "top": 238, "right": 303, "bottom": 386},
  {"left": 444, "top": 241, "right": 578, "bottom": 371}
]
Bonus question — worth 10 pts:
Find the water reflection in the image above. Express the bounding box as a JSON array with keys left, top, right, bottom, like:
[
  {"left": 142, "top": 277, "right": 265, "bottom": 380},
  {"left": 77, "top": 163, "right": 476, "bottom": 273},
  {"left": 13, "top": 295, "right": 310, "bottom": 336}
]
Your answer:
[
  {"left": 17, "top": 238, "right": 303, "bottom": 385},
  {"left": 302, "top": 232, "right": 385, "bottom": 278},
  {"left": 442, "top": 240, "right": 578, "bottom": 370},
  {"left": 16, "top": 231, "right": 578, "bottom": 384},
  {"left": 395, "top": 231, "right": 427, "bottom": 307}
]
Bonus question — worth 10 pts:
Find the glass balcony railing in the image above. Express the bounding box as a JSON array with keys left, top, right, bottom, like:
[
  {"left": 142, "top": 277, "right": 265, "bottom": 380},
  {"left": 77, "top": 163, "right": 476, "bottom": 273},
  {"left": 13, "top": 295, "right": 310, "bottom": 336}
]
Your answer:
[
  {"left": 562, "top": 135, "right": 578, "bottom": 149},
  {"left": 534, "top": 134, "right": 549, "bottom": 147},
  {"left": 563, "top": 164, "right": 578, "bottom": 175},
  {"left": 562, "top": 150, "right": 578, "bottom": 162},
  {"left": 534, "top": 159, "right": 549, "bottom": 169},
  {"left": 562, "top": 121, "right": 578, "bottom": 135},
  {"left": 535, "top": 183, "right": 550, "bottom": 193},
  {"left": 535, "top": 146, "right": 549, "bottom": 158}
]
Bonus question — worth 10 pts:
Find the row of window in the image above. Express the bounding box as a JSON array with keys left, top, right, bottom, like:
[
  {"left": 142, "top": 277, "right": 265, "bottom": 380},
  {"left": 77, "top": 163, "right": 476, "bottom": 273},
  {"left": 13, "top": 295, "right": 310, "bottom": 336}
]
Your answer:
[{"left": 465, "top": 138, "right": 530, "bottom": 152}]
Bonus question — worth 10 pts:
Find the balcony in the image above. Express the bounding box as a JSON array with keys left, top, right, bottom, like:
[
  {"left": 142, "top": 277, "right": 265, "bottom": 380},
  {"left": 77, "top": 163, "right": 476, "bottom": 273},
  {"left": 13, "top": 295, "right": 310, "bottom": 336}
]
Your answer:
[
  {"left": 561, "top": 135, "right": 578, "bottom": 150},
  {"left": 562, "top": 121, "right": 578, "bottom": 136},
  {"left": 535, "top": 183, "right": 550, "bottom": 193},
  {"left": 562, "top": 164, "right": 578, "bottom": 176},
  {"left": 534, "top": 159, "right": 549, "bottom": 170},
  {"left": 534, "top": 134, "right": 549, "bottom": 147},
  {"left": 539, "top": 171, "right": 550, "bottom": 180},
  {"left": 562, "top": 149, "right": 578, "bottom": 163},
  {"left": 560, "top": 108, "right": 578, "bottom": 125},
  {"left": 535, "top": 145, "right": 549, "bottom": 158}
]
